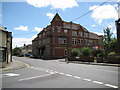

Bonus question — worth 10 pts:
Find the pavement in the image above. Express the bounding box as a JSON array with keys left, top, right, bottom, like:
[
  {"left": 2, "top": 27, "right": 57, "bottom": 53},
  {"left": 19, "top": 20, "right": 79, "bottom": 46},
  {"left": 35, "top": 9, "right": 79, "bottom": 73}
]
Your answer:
[
  {"left": 58, "top": 59, "right": 120, "bottom": 67},
  {"left": 1, "top": 58, "right": 119, "bottom": 72},
  {"left": 1, "top": 59, "right": 29, "bottom": 72}
]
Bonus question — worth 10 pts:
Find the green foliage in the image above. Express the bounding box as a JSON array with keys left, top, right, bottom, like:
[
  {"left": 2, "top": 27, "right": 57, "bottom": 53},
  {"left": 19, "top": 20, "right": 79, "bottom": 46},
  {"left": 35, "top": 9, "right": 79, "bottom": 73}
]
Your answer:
[
  {"left": 102, "top": 27, "right": 118, "bottom": 57},
  {"left": 103, "top": 27, "right": 113, "bottom": 44},
  {"left": 108, "top": 52, "right": 120, "bottom": 59},
  {"left": 80, "top": 47, "right": 91, "bottom": 57},
  {"left": 71, "top": 48, "right": 80, "bottom": 57},
  {"left": 12, "top": 47, "right": 21, "bottom": 56},
  {"left": 110, "top": 38, "right": 117, "bottom": 52},
  {"left": 108, "top": 52, "right": 117, "bottom": 57},
  {"left": 92, "top": 49, "right": 105, "bottom": 57},
  {"left": 97, "top": 50, "right": 106, "bottom": 57}
]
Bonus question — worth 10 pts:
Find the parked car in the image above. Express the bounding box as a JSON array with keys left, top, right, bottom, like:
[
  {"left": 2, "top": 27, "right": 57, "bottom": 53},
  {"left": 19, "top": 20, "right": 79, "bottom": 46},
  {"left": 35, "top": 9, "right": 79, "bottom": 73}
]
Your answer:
[{"left": 29, "top": 54, "right": 35, "bottom": 58}]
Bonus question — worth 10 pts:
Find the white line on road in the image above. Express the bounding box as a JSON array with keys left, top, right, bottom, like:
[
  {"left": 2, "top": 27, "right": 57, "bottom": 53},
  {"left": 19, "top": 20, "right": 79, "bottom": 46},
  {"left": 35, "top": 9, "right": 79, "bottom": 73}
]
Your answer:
[
  {"left": 49, "top": 72, "right": 55, "bottom": 74},
  {"left": 54, "top": 71, "right": 58, "bottom": 73},
  {"left": 29, "top": 67, "right": 34, "bottom": 68},
  {"left": 83, "top": 78, "right": 91, "bottom": 81},
  {"left": 105, "top": 84, "right": 118, "bottom": 88},
  {"left": 93, "top": 81, "right": 103, "bottom": 84},
  {"left": 28, "top": 66, "right": 119, "bottom": 88},
  {"left": 59, "top": 72, "right": 64, "bottom": 75},
  {"left": 73, "top": 76, "right": 81, "bottom": 79},
  {"left": 65, "top": 74, "right": 72, "bottom": 77},
  {"left": 18, "top": 73, "right": 52, "bottom": 81}
]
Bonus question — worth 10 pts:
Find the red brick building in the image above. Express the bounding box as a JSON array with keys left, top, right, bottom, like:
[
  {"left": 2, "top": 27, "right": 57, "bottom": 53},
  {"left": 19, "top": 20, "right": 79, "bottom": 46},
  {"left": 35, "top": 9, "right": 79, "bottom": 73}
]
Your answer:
[{"left": 32, "top": 13, "right": 102, "bottom": 59}]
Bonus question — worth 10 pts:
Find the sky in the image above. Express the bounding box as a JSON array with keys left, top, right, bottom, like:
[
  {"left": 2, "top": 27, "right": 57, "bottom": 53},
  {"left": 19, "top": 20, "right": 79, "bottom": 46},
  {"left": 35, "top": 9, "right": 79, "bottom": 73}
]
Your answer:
[{"left": 1, "top": 0, "right": 119, "bottom": 48}]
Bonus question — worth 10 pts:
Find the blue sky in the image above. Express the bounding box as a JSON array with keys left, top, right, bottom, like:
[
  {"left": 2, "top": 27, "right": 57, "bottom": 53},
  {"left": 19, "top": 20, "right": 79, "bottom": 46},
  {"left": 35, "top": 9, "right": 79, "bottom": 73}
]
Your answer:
[{"left": 2, "top": 0, "right": 118, "bottom": 48}]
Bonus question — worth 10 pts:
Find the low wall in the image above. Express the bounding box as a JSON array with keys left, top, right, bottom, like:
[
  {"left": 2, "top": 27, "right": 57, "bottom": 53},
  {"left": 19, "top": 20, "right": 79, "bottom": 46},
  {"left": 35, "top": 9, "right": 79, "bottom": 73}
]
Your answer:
[
  {"left": 68, "top": 56, "right": 94, "bottom": 62},
  {"left": 106, "top": 57, "right": 120, "bottom": 64},
  {"left": 68, "top": 56, "right": 120, "bottom": 64}
]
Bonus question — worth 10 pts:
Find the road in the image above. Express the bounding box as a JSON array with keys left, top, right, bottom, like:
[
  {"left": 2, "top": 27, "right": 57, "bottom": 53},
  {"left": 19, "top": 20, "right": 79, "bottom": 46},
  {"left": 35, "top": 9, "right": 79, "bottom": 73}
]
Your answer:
[{"left": 2, "top": 56, "right": 119, "bottom": 88}]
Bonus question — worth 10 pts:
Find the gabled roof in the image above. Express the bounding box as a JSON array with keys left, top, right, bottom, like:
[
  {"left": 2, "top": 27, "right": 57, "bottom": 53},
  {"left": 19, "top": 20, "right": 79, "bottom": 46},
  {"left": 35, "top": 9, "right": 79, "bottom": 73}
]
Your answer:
[
  {"left": 89, "top": 32, "right": 100, "bottom": 39},
  {"left": 51, "top": 13, "right": 62, "bottom": 22}
]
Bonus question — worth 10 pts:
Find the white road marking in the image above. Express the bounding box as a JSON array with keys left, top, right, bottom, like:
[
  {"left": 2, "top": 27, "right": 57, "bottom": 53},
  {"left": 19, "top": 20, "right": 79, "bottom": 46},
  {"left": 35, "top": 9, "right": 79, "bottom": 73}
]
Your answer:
[
  {"left": 65, "top": 74, "right": 72, "bottom": 77},
  {"left": 93, "top": 81, "right": 103, "bottom": 84},
  {"left": 73, "top": 76, "right": 81, "bottom": 79},
  {"left": 54, "top": 71, "right": 58, "bottom": 73},
  {"left": 3, "top": 73, "right": 20, "bottom": 77},
  {"left": 105, "top": 84, "right": 118, "bottom": 88},
  {"left": 30, "top": 67, "right": 34, "bottom": 68},
  {"left": 59, "top": 72, "right": 64, "bottom": 75},
  {"left": 83, "top": 78, "right": 91, "bottom": 81},
  {"left": 32, "top": 67, "right": 36, "bottom": 69},
  {"left": 18, "top": 73, "right": 52, "bottom": 81},
  {"left": 49, "top": 72, "right": 55, "bottom": 74},
  {"left": 28, "top": 66, "right": 119, "bottom": 88}
]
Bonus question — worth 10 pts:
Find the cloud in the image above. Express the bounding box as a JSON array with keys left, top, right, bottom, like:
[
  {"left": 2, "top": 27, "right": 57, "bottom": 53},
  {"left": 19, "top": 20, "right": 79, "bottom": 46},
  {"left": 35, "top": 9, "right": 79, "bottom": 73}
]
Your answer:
[
  {"left": 93, "top": 32, "right": 104, "bottom": 35},
  {"left": 12, "top": 34, "right": 37, "bottom": 48},
  {"left": 34, "top": 27, "right": 43, "bottom": 32},
  {"left": 13, "top": 38, "right": 32, "bottom": 48},
  {"left": 89, "top": 4, "right": 118, "bottom": 24},
  {"left": 14, "top": 26, "right": 28, "bottom": 31},
  {"left": 46, "top": 12, "right": 55, "bottom": 19},
  {"left": 91, "top": 24, "right": 96, "bottom": 27},
  {"left": 26, "top": 0, "right": 78, "bottom": 10}
]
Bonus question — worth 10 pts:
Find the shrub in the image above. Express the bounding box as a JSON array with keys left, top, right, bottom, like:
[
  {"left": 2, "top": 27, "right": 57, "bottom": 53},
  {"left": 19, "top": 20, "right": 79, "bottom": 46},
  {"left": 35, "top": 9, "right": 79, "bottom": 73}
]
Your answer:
[
  {"left": 92, "top": 49, "right": 100, "bottom": 57},
  {"left": 71, "top": 48, "right": 80, "bottom": 57},
  {"left": 80, "top": 47, "right": 91, "bottom": 57},
  {"left": 108, "top": 52, "right": 117, "bottom": 56},
  {"left": 92, "top": 49, "right": 105, "bottom": 57}
]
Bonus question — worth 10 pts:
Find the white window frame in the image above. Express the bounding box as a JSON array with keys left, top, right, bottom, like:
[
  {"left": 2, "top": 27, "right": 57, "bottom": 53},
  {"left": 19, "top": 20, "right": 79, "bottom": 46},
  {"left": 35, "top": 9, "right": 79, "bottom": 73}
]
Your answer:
[
  {"left": 79, "top": 32, "right": 83, "bottom": 37},
  {"left": 72, "top": 38, "right": 77, "bottom": 45},
  {"left": 72, "top": 31, "right": 77, "bottom": 36},
  {"left": 64, "top": 49, "right": 68, "bottom": 56},
  {"left": 57, "top": 26, "right": 61, "bottom": 32},
  {"left": 64, "top": 29, "right": 68, "bottom": 33},
  {"left": 58, "top": 37, "right": 67, "bottom": 45}
]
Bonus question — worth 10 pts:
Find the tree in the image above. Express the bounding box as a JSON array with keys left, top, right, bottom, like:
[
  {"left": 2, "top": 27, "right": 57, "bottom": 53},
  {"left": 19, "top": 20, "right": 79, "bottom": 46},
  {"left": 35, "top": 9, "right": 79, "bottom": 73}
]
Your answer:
[
  {"left": 12, "top": 47, "right": 21, "bottom": 56},
  {"left": 110, "top": 37, "right": 117, "bottom": 52},
  {"left": 103, "top": 27, "right": 113, "bottom": 57}
]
